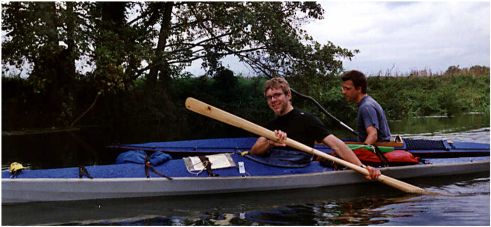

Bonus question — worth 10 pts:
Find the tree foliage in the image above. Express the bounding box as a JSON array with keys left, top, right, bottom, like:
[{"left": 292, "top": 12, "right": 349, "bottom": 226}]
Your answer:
[
  {"left": 2, "top": 2, "right": 355, "bottom": 84},
  {"left": 2, "top": 2, "right": 356, "bottom": 130}
]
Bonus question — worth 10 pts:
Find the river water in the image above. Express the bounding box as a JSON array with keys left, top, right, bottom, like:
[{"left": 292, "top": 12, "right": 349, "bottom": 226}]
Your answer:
[{"left": 1, "top": 115, "right": 490, "bottom": 225}]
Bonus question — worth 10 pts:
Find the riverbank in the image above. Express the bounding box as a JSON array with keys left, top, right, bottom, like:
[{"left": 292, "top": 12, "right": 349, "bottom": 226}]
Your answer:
[{"left": 2, "top": 66, "right": 489, "bottom": 142}]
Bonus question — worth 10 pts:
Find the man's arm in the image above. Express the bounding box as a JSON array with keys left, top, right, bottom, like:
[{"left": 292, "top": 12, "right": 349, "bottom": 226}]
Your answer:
[
  {"left": 250, "top": 130, "right": 287, "bottom": 155},
  {"left": 322, "top": 134, "right": 380, "bottom": 180},
  {"left": 364, "top": 125, "right": 378, "bottom": 145},
  {"left": 250, "top": 137, "right": 271, "bottom": 155},
  {"left": 322, "top": 134, "right": 362, "bottom": 165}
]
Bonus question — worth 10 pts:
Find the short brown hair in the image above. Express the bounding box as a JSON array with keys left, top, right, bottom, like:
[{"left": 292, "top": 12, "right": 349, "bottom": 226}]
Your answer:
[
  {"left": 341, "top": 70, "right": 367, "bottom": 93},
  {"left": 263, "top": 77, "right": 291, "bottom": 96}
]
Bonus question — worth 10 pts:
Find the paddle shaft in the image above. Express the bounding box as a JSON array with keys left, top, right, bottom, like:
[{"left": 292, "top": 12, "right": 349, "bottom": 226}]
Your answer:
[{"left": 185, "top": 97, "right": 428, "bottom": 194}]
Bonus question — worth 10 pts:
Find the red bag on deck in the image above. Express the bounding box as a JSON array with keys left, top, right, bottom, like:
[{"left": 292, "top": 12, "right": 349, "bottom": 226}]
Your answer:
[{"left": 353, "top": 148, "right": 420, "bottom": 166}]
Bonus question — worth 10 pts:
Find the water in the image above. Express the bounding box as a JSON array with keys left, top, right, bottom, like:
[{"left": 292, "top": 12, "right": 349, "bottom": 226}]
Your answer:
[{"left": 1, "top": 115, "right": 490, "bottom": 225}]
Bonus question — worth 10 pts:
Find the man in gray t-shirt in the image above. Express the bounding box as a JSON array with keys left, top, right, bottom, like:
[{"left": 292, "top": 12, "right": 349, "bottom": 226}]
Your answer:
[{"left": 341, "top": 70, "right": 391, "bottom": 144}]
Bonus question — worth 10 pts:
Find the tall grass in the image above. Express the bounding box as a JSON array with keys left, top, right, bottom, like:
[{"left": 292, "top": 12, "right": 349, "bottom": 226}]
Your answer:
[{"left": 368, "top": 66, "right": 489, "bottom": 119}]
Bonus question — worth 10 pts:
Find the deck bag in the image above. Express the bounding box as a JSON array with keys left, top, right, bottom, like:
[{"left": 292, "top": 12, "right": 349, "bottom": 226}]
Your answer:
[
  {"left": 116, "top": 150, "right": 172, "bottom": 166},
  {"left": 347, "top": 144, "right": 394, "bottom": 153},
  {"left": 183, "top": 153, "right": 236, "bottom": 174},
  {"left": 353, "top": 148, "right": 420, "bottom": 166}
]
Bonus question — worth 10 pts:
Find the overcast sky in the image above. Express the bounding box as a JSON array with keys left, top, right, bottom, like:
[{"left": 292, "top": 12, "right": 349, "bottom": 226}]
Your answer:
[{"left": 188, "top": 0, "right": 490, "bottom": 76}]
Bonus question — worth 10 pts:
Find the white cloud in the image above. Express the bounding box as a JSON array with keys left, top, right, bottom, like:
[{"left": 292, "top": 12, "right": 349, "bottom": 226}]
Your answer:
[
  {"left": 305, "top": 1, "right": 490, "bottom": 75},
  {"left": 188, "top": 1, "right": 489, "bottom": 76}
]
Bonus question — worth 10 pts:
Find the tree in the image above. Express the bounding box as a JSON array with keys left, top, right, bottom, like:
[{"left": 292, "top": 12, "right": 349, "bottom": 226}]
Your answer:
[
  {"left": 2, "top": 2, "right": 88, "bottom": 124},
  {"left": 3, "top": 1, "right": 356, "bottom": 87},
  {"left": 2, "top": 2, "right": 356, "bottom": 128},
  {"left": 131, "top": 2, "right": 356, "bottom": 81}
]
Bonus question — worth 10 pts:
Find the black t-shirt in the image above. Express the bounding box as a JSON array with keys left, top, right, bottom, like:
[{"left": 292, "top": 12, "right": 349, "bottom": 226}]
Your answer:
[{"left": 266, "top": 108, "right": 331, "bottom": 150}]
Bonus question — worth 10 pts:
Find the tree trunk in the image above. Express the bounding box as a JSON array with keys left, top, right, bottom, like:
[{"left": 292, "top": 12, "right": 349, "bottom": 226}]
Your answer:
[
  {"left": 147, "top": 2, "right": 174, "bottom": 87},
  {"left": 64, "top": 2, "right": 76, "bottom": 79},
  {"left": 98, "top": 2, "right": 126, "bottom": 66},
  {"left": 30, "top": 2, "right": 68, "bottom": 125}
]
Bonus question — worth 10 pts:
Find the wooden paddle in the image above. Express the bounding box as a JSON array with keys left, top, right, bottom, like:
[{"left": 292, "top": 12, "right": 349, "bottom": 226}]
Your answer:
[{"left": 185, "top": 97, "right": 429, "bottom": 194}]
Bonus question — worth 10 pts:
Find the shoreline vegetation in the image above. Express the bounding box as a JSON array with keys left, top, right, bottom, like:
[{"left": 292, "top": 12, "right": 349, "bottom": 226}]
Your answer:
[{"left": 2, "top": 65, "right": 489, "bottom": 142}]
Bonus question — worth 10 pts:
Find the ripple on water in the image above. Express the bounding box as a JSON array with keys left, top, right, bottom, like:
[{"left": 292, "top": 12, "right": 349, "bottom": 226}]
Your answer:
[
  {"left": 402, "top": 127, "right": 490, "bottom": 143},
  {"left": 377, "top": 177, "right": 490, "bottom": 226}
]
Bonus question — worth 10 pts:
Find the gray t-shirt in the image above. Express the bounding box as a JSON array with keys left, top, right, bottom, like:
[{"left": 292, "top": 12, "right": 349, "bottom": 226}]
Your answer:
[{"left": 357, "top": 95, "right": 391, "bottom": 142}]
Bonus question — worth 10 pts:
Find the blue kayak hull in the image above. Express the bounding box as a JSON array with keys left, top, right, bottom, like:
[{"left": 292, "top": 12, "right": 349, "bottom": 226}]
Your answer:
[
  {"left": 2, "top": 154, "right": 489, "bottom": 203},
  {"left": 3, "top": 137, "right": 490, "bottom": 203}
]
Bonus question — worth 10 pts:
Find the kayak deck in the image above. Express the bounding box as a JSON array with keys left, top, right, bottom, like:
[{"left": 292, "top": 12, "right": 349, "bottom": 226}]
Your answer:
[
  {"left": 2, "top": 153, "right": 331, "bottom": 179},
  {"left": 2, "top": 154, "right": 489, "bottom": 179},
  {"left": 109, "top": 137, "right": 490, "bottom": 157}
]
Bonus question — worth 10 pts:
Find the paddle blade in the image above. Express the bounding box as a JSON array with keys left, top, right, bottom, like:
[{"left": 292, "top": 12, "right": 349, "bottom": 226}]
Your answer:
[{"left": 377, "top": 175, "right": 430, "bottom": 194}]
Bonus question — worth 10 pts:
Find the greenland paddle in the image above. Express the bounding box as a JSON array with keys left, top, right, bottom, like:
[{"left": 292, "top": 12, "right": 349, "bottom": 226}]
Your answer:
[{"left": 185, "top": 97, "right": 429, "bottom": 194}]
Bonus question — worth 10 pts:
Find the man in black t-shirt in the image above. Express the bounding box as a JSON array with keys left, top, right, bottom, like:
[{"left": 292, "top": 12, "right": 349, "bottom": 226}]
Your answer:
[{"left": 250, "top": 77, "right": 380, "bottom": 180}]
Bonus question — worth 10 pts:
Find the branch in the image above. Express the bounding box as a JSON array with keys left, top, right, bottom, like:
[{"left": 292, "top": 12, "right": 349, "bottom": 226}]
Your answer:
[
  {"left": 70, "top": 92, "right": 101, "bottom": 127},
  {"left": 166, "top": 32, "right": 232, "bottom": 50}
]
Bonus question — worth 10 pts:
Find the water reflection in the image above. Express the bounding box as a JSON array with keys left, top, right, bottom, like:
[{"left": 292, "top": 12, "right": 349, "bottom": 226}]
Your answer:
[
  {"left": 239, "top": 174, "right": 490, "bottom": 226},
  {"left": 2, "top": 183, "right": 405, "bottom": 225},
  {"left": 381, "top": 176, "right": 490, "bottom": 226},
  {"left": 242, "top": 197, "right": 411, "bottom": 225}
]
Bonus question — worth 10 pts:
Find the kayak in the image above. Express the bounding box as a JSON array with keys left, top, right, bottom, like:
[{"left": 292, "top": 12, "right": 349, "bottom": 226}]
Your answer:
[{"left": 2, "top": 137, "right": 489, "bottom": 204}]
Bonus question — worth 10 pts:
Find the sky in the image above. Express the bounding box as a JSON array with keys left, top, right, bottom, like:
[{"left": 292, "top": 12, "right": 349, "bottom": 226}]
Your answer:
[{"left": 187, "top": 0, "right": 491, "bottom": 76}]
